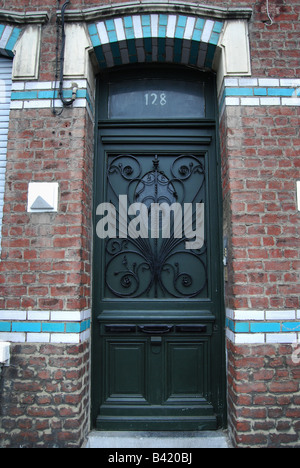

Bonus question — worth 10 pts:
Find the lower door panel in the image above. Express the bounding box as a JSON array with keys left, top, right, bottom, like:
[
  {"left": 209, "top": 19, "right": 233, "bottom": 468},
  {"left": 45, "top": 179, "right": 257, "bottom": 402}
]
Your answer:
[{"left": 96, "top": 319, "right": 217, "bottom": 431}]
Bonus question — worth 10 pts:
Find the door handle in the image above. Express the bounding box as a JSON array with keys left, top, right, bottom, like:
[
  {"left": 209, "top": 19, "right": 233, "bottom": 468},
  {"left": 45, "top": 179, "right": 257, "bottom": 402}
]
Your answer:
[{"left": 138, "top": 325, "right": 173, "bottom": 334}]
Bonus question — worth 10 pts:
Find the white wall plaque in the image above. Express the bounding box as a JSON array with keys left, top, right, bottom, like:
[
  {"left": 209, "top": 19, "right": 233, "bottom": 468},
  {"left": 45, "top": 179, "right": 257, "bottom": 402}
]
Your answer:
[{"left": 27, "top": 182, "right": 59, "bottom": 213}]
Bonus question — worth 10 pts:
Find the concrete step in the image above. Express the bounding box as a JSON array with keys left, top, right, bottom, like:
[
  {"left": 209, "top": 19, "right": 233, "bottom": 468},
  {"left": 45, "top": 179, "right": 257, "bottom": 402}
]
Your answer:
[{"left": 85, "top": 430, "right": 230, "bottom": 448}]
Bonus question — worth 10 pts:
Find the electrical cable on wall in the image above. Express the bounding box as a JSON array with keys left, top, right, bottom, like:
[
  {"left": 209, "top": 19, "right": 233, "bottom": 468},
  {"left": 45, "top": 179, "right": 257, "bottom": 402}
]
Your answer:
[
  {"left": 265, "top": 0, "right": 274, "bottom": 26},
  {"left": 52, "top": 0, "right": 78, "bottom": 115}
]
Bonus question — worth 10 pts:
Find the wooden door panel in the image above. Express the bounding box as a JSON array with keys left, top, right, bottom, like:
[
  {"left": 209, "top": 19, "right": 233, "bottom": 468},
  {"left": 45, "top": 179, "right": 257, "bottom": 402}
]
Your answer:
[
  {"left": 165, "top": 340, "right": 208, "bottom": 402},
  {"left": 104, "top": 339, "right": 149, "bottom": 404}
]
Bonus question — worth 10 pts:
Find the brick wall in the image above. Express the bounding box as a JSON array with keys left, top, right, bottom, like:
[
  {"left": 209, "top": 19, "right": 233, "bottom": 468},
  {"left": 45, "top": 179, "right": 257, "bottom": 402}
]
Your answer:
[
  {"left": 222, "top": 104, "right": 299, "bottom": 312},
  {"left": 0, "top": 342, "right": 90, "bottom": 448},
  {"left": 0, "top": 107, "right": 93, "bottom": 313},
  {"left": 227, "top": 342, "right": 300, "bottom": 448},
  {"left": 0, "top": 104, "right": 93, "bottom": 447},
  {"left": 222, "top": 98, "right": 299, "bottom": 448}
]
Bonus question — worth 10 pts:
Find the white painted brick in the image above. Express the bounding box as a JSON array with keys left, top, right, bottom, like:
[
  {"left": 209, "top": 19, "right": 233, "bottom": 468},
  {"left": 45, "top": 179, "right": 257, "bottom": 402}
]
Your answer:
[
  {"left": 62, "top": 79, "right": 87, "bottom": 89},
  {"left": 234, "top": 310, "right": 265, "bottom": 321},
  {"left": 10, "top": 101, "right": 23, "bottom": 109},
  {"left": 132, "top": 15, "right": 143, "bottom": 39},
  {"left": 83, "top": 309, "right": 91, "bottom": 319},
  {"left": 201, "top": 20, "right": 214, "bottom": 43},
  {"left": 0, "top": 26, "right": 13, "bottom": 49},
  {"left": 27, "top": 333, "right": 50, "bottom": 343},
  {"left": 52, "top": 99, "right": 63, "bottom": 108},
  {"left": 114, "top": 18, "right": 126, "bottom": 42},
  {"left": 11, "top": 81, "right": 25, "bottom": 91},
  {"left": 80, "top": 329, "right": 90, "bottom": 343},
  {"left": 266, "top": 310, "right": 296, "bottom": 320},
  {"left": 166, "top": 15, "right": 177, "bottom": 38},
  {"left": 73, "top": 99, "right": 88, "bottom": 108},
  {"left": 151, "top": 14, "right": 159, "bottom": 38},
  {"left": 258, "top": 78, "right": 280, "bottom": 87},
  {"left": 50, "top": 311, "right": 82, "bottom": 322},
  {"left": 27, "top": 311, "right": 50, "bottom": 321},
  {"left": 184, "top": 17, "right": 196, "bottom": 40},
  {"left": 51, "top": 333, "right": 79, "bottom": 344},
  {"left": 97, "top": 22, "right": 109, "bottom": 45},
  {"left": 226, "top": 328, "right": 235, "bottom": 343},
  {"left": 226, "top": 308, "right": 234, "bottom": 319},
  {"left": 224, "top": 78, "right": 239, "bottom": 87},
  {"left": 282, "top": 98, "right": 300, "bottom": 106},
  {"left": 260, "top": 97, "right": 281, "bottom": 106},
  {"left": 266, "top": 333, "right": 297, "bottom": 344},
  {"left": 280, "top": 79, "right": 300, "bottom": 87},
  {"left": 0, "top": 310, "right": 26, "bottom": 320},
  {"left": 235, "top": 333, "right": 265, "bottom": 344},
  {"left": 24, "top": 100, "right": 51, "bottom": 109},
  {"left": 225, "top": 97, "right": 239, "bottom": 106},
  {"left": 25, "top": 81, "right": 52, "bottom": 90},
  {"left": 238, "top": 78, "right": 258, "bottom": 86},
  {"left": 241, "top": 97, "right": 260, "bottom": 106},
  {"left": 0, "top": 332, "right": 25, "bottom": 342}
]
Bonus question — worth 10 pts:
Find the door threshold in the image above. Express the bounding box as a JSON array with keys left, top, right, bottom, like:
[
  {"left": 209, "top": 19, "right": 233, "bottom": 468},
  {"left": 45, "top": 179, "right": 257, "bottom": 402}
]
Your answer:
[{"left": 84, "top": 430, "right": 230, "bottom": 448}]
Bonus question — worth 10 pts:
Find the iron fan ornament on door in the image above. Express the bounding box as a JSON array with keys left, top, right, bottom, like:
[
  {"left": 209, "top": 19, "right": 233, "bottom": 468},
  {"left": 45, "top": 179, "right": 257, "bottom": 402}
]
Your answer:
[{"left": 104, "top": 153, "right": 208, "bottom": 299}]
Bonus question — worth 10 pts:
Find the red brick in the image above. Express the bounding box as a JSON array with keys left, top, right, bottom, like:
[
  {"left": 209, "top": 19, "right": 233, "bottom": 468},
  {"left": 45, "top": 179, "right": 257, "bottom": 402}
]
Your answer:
[{"left": 270, "top": 381, "right": 299, "bottom": 394}]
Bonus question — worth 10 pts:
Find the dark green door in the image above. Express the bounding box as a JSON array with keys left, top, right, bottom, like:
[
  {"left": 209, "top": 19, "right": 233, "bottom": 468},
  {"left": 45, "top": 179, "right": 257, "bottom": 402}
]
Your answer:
[{"left": 92, "top": 68, "right": 226, "bottom": 430}]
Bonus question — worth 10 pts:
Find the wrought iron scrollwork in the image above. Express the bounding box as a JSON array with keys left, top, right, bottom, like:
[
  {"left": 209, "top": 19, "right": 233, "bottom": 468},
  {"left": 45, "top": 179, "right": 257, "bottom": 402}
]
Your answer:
[{"left": 103, "top": 153, "right": 207, "bottom": 299}]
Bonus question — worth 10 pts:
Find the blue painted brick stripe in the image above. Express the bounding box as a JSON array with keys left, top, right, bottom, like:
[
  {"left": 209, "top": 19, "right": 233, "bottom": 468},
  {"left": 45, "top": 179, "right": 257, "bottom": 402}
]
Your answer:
[
  {"left": 268, "top": 88, "right": 294, "bottom": 96},
  {"left": 226, "top": 319, "right": 300, "bottom": 334},
  {"left": 213, "top": 21, "right": 223, "bottom": 33},
  {"left": 220, "top": 85, "right": 300, "bottom": 112},
  {"left": 250, "top": 323, "right": 281, "bottom": 333},
  {"left": 81, "top": 319, "right": 90, "bottom": 331},
  {"left": 12, "top": 322, "right": 41, "bottom": 333},
  {"left": 0, "top": 322, "right": 11, "bottom": 332},
  {"left": 282, "top": 322, "right": 300, "bottom": 332},
  {"left": 88, "top": 24, "right": 98, "bottom": 36},
  {"left": 11, "top": 91, "right": 38, "bottom": 100},
  {"left": 5, "top": 27, "right": 21, "bottom": 52},
  {"left": 42, "top": 323, "right": 65, "bottom": 333},
  {"left": 254, "top": 88, "right": 267, "bottom": 96},
  {"left": 89, "top": 32, "right": 101, "bottom": 48},
  {"left": 0, "top": 321, "right": 91, "bottom": 334},
  {"left": 11, "top": 89, "right": 89, "bottom": 101},
  {"left": 235, "top": 322, "right": 250, "bottom": 333},
  {"left": 225, "top": 88, "right": 253, "bottom": 97},
  {"left": 66, "top": 322, "right": 81, "bottom": 333}
]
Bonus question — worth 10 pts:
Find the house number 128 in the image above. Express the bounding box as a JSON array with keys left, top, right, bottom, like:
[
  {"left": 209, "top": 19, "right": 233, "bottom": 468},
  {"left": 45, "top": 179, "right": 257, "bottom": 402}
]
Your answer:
[{"left": 145, "top": 93, "right": 167, "bottom": 106}]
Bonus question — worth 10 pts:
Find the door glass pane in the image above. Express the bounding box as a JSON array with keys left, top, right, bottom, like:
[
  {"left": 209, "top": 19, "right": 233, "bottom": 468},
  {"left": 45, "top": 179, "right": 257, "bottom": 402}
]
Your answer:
[
  {"left": 97, "top": 153, "right": 208, "bottom": 300},
  {"left": 109, "top": 79, "right": 205, "bottom": 119}
]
